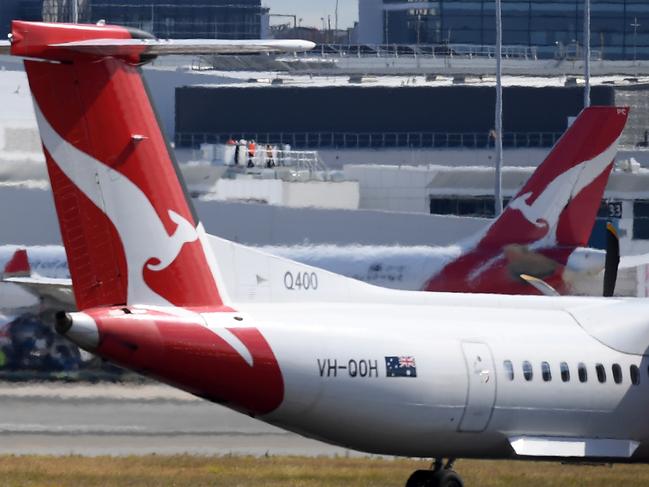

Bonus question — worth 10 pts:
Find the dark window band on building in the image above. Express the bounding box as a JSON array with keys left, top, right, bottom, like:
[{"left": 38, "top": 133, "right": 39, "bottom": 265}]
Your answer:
[
  {"left": 3, "top": 0, "right": 268, "bottom": 40},
  {"left": 634, "top": 200, "right": 649, "bottom": 240},
  {"left": 364, "top": 0, "right": 649, "bottom": 60},
  {"left": 176, "top": 85, "right": 615, "bottom": 150}
]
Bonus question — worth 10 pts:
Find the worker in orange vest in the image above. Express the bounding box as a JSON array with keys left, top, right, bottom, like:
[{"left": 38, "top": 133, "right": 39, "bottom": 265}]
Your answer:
[{"left": 247, "top": 140, "right": 256, "bottom": 168}]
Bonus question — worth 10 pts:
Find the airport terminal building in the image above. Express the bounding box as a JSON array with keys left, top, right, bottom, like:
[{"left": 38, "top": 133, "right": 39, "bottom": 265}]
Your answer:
[
  {"left": 1, "top": 0, "right": 269, "bottom": 39},
  {"left": 358, "top": 0, "right": 649, "bottom": 60},
  {"left": 175, "top": 81, "right": 626, "bottom": 150}
]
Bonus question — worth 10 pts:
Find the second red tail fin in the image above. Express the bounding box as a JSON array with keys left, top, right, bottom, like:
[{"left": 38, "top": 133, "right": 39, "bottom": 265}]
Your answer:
[
  {"left": 480, "top": 106, "right": 628, "bottom": 249},
  {"left": 4, "top": 249, "right": 30, "bottom": 278}
]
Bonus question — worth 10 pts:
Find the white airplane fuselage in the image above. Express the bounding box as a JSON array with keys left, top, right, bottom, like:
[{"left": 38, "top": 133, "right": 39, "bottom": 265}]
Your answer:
[
  {"left": 14, "top": 21, "right": 647, "bottom": 479},
  {"left": 201, "top": 292, "right": 649, "bottom": 461}
]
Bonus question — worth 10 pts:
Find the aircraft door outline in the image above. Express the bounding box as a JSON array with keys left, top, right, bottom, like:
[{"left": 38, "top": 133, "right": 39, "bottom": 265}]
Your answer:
[{"left": 458, "top": 341, "right": 497, "bottom": 432}]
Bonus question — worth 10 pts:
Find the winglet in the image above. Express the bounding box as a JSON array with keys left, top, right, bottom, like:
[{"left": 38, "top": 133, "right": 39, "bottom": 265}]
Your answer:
[{"left": 4, "top": 249, "right": 30, "bottom": 278}]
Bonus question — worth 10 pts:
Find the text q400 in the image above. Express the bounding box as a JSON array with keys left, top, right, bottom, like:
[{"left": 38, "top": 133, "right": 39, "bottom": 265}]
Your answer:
[{"left": 284, "top": 271, "right": 319, "bottom": 291}]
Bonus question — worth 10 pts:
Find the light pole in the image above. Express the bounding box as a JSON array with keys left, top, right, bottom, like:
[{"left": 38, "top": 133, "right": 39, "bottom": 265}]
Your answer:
[
  {"left": 631, "top": 17, "right": 640, "bottom": 64},
  {"left": 335, "top": 0, "right": 339, "bottom": 32},
  {"left": 71, "top": 0, "right": 79, "bottom": 23},
  {"left": 494, "top": 0, "right": 503, "bottom": 216},
  {"left": 584, "top": 0, "right": 590, "bottom": 108}
]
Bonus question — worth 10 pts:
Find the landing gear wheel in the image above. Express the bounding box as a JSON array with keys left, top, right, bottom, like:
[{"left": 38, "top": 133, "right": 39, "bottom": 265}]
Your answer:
[
  {"left": 404, "top": 459, "right": 464, "bottom": 487},
  {"left": 432, "top": 469, "right": 464, "bottom": 487},
  {"left": 405, "top": 469, "right": 434, "bottom": 487}
]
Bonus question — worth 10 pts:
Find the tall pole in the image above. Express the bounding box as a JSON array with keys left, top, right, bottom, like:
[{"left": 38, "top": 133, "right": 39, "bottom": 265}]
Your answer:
[
  {"left": 632, "top": 17, "right": 640, "bottom": 65},
  {"left": 71, "top": 0, "right": 79, "bottom": 23},
  {"left": 494, "top": 0, "right": 503, "bottom": 216},
  {"left": 584, "top": 0, "right": 591, "bottom": 108},
  {"left": 335, "top": 0, "right": 339, "bottom": 32}
]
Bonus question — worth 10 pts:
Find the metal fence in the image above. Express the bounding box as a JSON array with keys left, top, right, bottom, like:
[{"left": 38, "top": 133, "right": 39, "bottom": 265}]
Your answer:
[
  {"left": 293, "top": 43, "right": 540, "bottom": 60},
  {"left": 177, "top": 131, "right": 564, "bottom": 150}
]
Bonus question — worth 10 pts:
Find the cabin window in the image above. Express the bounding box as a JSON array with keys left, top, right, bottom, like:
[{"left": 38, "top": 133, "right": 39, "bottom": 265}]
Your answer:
[
  {"left": 541, "top": 361, "right": 552, "bottom": 382},
  {"left": 560, "top": 362, "right": 570, "bottom": 382},
  {"left": 596, "top": 364, "right": 606, "bottom": 383},
  {"left": 522, "top": 361, "right": 533, "bottom": 381},
  {"left": 612, "top": 364, "right": 623, "bottom": 384},
  {"left": 631, "top": 364, "right": 640, "bottom": 385},
  {"left": 578, "top": 362, "right": 588, "bottom": 383},
  {"left": 503, "top": 360, "right": 514, "bottom": 381}
]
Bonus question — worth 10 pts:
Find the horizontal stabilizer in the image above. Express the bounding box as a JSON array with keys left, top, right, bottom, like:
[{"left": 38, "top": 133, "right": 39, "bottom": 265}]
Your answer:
[
  {"left": 6, "top": 22, "right": 314, "bottom": 60},
  {"left": 3, "top": 276, "right": 74, "bottom": 306},
  {"left": 49, "top": 37, "right": 316, "bottom": 56},
  {"left": 0, "top": 40, "right": 8, "bottom": 54}
]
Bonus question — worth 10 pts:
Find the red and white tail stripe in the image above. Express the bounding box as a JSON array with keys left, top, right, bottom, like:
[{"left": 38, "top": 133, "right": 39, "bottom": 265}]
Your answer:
[
  {"left": 14, "top": 21, "right": 228, "bottom": 310},
  {"left": 481, "top": 106, "right": 629, "bottom": 250}
]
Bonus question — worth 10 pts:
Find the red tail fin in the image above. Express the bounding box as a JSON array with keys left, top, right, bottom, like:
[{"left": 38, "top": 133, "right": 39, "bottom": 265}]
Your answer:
[
  {"left": 4, "top": 249, "right": 30, "bottom": 277},
  {"left": 480, "top": 106, "right": 628, "bottom": 249},
  {"left": 13, "top": 21, "right": 226, "bottom": 310}
]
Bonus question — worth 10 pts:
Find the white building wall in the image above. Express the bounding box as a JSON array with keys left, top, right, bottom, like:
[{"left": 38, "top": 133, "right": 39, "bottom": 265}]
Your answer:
[
  {"left": 213, "top": 179, "right": 359, "bottom": 210},
  {"left": 344, "top": 164, "right": 445, "bottom": 213},
  {"left": 283, "top": 181, "right": 359, "bottom": 209},
  {"left": 215, "top": 179, "right": 284, "bottom": 205},
  {"left": 0, "top": 185, "right": 486, "bottom": 247},
  {"left": 319, "top": 147, "right": 552, "bottom": 170}
]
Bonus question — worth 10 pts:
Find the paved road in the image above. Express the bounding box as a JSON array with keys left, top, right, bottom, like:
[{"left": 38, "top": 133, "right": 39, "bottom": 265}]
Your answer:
[{"left": 0, "top": 384, "right": 356, "bottom": 457}]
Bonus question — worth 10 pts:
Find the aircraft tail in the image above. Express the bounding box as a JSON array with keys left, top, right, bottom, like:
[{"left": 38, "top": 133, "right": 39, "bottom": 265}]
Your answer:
[
  {"left": 13, "top": 21, "right": 227, "bottom": 310},
  {"left": 480, "top": 106, "right": 628, "bottom": 249},
  {"left": 3, "top": 249, "right": 30, "bottom": 278}
]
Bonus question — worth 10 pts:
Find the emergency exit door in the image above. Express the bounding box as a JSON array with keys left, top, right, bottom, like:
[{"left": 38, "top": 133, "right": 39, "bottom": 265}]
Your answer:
[{"left": 459, "top": 342, "right": 496, "bottom": 432}]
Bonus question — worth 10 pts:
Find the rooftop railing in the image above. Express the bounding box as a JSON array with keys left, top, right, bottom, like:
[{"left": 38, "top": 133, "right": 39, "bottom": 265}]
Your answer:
[
  {"left": 176, "top": 131, "right": 564, "bottom": 150},
  {"left": 289, "top": 43, "right": 540, "bottom": 61}
]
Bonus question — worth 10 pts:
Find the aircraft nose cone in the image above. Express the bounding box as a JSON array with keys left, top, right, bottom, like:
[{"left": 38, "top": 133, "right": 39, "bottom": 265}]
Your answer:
[{"left": 55, "top": 311, "right": 99, "bottom": 350}]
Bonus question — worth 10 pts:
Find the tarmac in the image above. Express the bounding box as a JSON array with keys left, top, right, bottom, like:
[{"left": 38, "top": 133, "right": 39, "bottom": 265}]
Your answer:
[{"left": 0, "top": 383, "right": 357, "bottom": 457}]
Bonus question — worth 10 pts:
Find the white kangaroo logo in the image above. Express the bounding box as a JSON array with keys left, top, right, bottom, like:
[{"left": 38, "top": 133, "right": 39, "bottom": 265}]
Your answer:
[
  {"left": 35, "top": 103, "right": 253, "bottom": 366},
  {"left": 507, "top": 141, "right": 618, "bottom": 244},
  {"left": 35, "top": 104, "right": 197, "bottom": 306}
]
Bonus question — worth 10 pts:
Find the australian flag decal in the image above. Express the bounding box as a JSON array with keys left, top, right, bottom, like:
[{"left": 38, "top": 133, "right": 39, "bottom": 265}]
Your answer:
[{"left": 385, "top": 356, "right": 417, "bottom": 378}]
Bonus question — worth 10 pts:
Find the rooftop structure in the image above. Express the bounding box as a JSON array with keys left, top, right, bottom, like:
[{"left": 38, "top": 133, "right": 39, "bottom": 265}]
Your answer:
[
  {"left": 358, "top": 0, "right": 649, "bottom": 60},
  {"left": 3, "top": 0, "right": 269, "bottom": 39}
]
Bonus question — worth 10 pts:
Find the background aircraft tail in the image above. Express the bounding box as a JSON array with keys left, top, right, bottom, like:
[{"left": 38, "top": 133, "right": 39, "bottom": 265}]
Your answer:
[
  {"left": 479, "top": 106, "right": 628, "bottom": 249},
  {"left": 3, "top": 249, "right": 30, "bottom": 278},
  {"left": 14, "top": 21, "right": 227, "bottom": 310}
]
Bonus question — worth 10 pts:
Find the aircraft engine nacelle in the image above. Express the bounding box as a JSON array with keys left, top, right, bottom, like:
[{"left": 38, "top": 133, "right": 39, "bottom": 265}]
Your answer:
[{"left": 564, "top": 247, "right": 607, "bottom": 280}]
